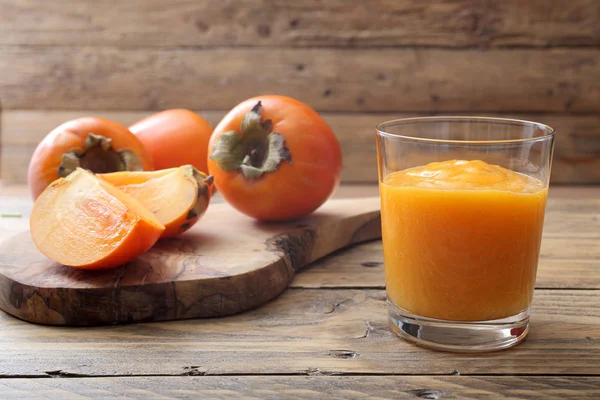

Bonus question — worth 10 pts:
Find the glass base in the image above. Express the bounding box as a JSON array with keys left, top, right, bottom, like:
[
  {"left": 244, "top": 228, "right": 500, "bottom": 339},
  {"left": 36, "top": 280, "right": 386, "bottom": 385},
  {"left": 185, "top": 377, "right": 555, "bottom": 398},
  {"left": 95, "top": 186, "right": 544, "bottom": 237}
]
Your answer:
[{"left": 388, "top": 301, "right": 529, "bottom": 353}]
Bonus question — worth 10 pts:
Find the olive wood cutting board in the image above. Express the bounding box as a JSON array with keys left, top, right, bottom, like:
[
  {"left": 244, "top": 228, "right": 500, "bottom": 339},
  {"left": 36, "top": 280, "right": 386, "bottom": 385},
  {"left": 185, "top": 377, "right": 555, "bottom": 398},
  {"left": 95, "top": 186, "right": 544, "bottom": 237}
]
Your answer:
[{"left": 0, "top": 197, "right": 381, "bottom": 326}]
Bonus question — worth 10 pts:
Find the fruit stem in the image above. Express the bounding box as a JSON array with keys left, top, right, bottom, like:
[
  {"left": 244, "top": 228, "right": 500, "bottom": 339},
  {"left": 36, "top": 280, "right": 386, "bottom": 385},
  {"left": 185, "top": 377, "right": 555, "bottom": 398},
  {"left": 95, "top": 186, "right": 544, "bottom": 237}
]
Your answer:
[
  {"left": 209, "top": 102, "right": 291, "bottom": 180},
  {"left": 1, "top": 212, "right": 22, "bottom": 218},
  {"left": 58, "top": 133, "right": 144, "bottom": 178}
]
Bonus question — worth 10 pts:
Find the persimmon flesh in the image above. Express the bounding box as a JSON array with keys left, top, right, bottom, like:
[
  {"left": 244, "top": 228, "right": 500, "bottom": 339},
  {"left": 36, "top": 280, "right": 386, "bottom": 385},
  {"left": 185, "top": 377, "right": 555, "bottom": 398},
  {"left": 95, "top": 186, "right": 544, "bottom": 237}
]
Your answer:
[
  {"left": 30, "top": 168, "right": 165, "bottom": 270},
  {"left": 99, "top": 165, "right": 213, "bottom": 239}
]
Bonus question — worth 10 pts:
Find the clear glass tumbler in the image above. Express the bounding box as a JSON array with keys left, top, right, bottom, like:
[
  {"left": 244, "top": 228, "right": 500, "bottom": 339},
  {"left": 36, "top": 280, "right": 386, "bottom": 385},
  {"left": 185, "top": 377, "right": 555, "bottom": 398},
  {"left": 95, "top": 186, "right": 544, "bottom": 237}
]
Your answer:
[{"left": 376, "top": 117, "right": 554, "bottom": 352}]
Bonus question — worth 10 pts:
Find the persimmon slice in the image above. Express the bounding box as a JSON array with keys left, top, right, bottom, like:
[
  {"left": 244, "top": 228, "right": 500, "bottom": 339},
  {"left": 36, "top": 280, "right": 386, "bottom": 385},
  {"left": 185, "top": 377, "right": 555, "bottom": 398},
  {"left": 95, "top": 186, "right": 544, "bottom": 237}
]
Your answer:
[
  {"left": 30, "top": 168, "right": 165, "bottom": 270},
  {"left": 99, "top": 165, "right": 213, "bottom": 239}
]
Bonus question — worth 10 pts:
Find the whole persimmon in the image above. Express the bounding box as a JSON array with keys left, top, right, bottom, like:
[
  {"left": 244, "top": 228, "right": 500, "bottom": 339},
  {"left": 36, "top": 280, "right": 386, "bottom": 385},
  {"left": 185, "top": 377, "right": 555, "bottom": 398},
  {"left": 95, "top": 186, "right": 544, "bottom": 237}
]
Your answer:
[
  {"left": 129, "top": 109, "right": 213, "bottom": 173},
  {"left": 28, "top": 117, "right": 153, "bottom": 200},
  {"left": 207, "top": 95, "right": 342, "bottom": 221}
]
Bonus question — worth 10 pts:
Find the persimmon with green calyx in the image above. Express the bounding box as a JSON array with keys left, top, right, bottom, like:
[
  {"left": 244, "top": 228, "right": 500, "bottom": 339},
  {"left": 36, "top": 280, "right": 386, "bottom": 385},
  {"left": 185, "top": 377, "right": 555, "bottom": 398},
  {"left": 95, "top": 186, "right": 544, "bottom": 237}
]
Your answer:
[
  {"left": 207, "top": 95, "right": 342, "bottom": 221},
  {"left": 30, "top": 168, "right": 165, "bottom": 270},
  {"left": 99, "top": 165, "right": 214, "bottom": 239},
  {"left": 28, "top": 117, "right": 154, "bottom": 200},
  {"left": 129, "top": 109, "right": 213, "bottom": 173}
]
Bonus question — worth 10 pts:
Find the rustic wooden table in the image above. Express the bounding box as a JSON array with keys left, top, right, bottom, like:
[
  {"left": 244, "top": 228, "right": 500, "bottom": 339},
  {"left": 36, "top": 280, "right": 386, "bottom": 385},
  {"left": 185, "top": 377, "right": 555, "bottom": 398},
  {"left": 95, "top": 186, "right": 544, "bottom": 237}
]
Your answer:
[{"left": 0, "top": 183, "right": 599, "bottom": 399}]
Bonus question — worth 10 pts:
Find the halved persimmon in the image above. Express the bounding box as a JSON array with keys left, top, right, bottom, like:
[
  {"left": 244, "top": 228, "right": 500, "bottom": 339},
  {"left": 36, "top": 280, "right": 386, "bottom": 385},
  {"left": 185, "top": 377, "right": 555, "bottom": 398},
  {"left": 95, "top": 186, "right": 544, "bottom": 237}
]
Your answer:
[
  {"left": 30, "top": 168, "right": 165, "bottom": 270},
  {"left": 99, "top": 165, "right": 214, "bottom": 239}
]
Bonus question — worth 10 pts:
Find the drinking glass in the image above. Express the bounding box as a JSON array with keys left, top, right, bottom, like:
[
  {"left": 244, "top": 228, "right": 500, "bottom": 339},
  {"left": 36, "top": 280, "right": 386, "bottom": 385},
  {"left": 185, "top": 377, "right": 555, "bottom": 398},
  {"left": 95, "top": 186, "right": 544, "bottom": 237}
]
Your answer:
[{"left": 376, "top": 117, "right": 554, "bottom": 352}]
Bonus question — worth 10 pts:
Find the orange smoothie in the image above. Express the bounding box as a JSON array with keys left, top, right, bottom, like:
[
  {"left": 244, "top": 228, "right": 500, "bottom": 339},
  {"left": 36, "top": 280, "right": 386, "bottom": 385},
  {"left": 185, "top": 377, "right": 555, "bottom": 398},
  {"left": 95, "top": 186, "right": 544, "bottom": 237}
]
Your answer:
[{"left": 380, "top": 160, "right": 547, "bottom": 321}]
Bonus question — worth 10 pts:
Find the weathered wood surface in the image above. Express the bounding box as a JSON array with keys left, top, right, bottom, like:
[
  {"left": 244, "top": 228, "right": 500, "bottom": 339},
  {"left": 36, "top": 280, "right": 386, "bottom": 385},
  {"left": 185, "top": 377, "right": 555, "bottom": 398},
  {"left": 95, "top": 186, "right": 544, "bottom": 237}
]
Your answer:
[
  {"left": 3, "top": 184, "right": 599, "bottom": 242},
  {"left": 0, "top": 198, "right": 380, "bottom": 326},
  {"left": 3, "top": 111, "right": 600, "bottom": 184},
  {"left": 0, "top": 288, "right": 598, "bottom": 376},
  {"left": 1, "top": 192, "right": 599, "bottom": 291},
  {"left": 294, "top": 246, "right": 600, "bottom": 291},
  {"left": 0, "top": 186, "right": 598, "bottom": 388},
  {"left": 0, "top": 376, "right": 599, "bottom": 399},
  {"left": 1, "top": 48, "right": 599, "bottom": 113},
  {"left": 1, "top": 0, "right": 598, "bottom": 48},
  {"left": 293, "top": 196, "right": 600, "bottom": 289}
]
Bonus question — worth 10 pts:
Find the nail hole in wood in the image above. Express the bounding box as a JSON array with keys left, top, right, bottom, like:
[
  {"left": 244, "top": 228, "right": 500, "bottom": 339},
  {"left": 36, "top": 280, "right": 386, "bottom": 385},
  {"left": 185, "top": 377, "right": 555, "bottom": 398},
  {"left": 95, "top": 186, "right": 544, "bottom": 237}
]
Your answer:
[
  {"left": 361, "top": 261, "right": 382, "bottom": 268},
  {"left": 195, "top": 20, "right": 209, "bottom": 32},
  {"left": 257, "top": 25, "right": 271, "bottom": 37},
  {"left": 410, "top": 389, "right": 445, "bottom": 399},
  {"left": 329, "top": 350, "right": 360, "bottom": 359}
]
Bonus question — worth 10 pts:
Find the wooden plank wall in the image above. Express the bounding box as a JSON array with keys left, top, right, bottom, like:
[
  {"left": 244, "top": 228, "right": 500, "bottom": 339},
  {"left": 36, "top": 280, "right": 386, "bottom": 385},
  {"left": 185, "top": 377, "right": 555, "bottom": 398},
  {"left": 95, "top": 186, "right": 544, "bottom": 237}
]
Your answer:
[{"left": 1, "top": 0, "right": 599, "bottom": 184}]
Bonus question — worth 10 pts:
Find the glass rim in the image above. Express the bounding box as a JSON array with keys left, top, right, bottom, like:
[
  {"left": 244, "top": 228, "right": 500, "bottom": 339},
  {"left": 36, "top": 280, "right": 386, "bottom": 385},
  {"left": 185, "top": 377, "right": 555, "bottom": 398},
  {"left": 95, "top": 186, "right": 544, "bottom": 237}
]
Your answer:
[{"left": 376, "top": 116, "right": 555, "bottom": 144}]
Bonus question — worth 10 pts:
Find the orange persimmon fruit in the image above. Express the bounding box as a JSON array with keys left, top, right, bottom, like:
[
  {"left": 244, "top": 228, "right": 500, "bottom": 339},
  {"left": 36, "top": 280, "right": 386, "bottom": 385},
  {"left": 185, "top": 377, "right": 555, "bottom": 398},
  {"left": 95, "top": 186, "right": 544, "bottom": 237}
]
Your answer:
[
  {"left": 129, "top": 109, "right": 213, "bottom": 173},
  {"left": 207, "top": 95, "right": 342, "bottom": 221},
  {"left": 99, "top": 165, "right": 214, "bottom": 239},
  {"left": 30, "top": 168, "right": 165, "bottom": 270},
  {"left": 28, "top": 117, "right": 153, "bottom": 200}
]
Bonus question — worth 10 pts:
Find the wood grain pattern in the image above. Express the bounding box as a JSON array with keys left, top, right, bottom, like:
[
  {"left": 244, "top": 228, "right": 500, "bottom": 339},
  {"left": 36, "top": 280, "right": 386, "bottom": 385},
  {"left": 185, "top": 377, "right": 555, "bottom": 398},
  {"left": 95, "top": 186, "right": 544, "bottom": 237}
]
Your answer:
[
  {"left": 2, "top": 184, "right": 598, "bottom": 239},
  {"left": 0, "top": 198, "right": 380, "bottom": 326},
  {"left": 0, "top": 188, "right": 598, "bottom": 380},
  {"left": 2, "top": 191, "right": 599, "bottom": 291},
  {"left": 294, "top": 196, "right": 600, "bottom": 289},
  {"left": 2, "top": 110, "right": 600, "bottom": 184},
  {"left": 292, "top": 245, "right": 600, "bottom": 290},
  {"left": 0, "top": 376, "right": 599, "bottom": 399},
  {"left": 1, "top": 47, "right": 599, "bottom": 113},
  {"left": 1, "top": 0, "right": 598, "bottom": 48},
  {"left": 0, "top": 288, "right": 598, "bottom": 376}
]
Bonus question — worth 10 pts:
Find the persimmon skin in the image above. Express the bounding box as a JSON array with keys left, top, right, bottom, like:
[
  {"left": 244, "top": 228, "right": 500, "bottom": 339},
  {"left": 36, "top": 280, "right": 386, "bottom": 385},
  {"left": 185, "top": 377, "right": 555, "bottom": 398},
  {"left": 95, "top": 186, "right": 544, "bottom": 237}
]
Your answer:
[
  {"left": 207, "top": 95, "right": 342, "bottom": 221},
  {"left": 30, "top": 169, "right": 165, "bottom": 270},
  {"left": 130, "top": 109, "right": 213, "bottom": 173},
  {"left": 27, "top": 117, "right": 153, "bottom": 200}
]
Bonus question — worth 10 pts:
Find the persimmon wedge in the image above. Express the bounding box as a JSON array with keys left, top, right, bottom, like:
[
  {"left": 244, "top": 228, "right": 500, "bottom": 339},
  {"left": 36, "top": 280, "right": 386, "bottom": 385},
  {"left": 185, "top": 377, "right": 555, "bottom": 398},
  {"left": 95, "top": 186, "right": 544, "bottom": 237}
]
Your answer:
[
  {"left": 99, "top": 165, "right": 214, "bottom": 239},
  {"left": 30, "top": 168, "right": 165, "bottom": 270}
]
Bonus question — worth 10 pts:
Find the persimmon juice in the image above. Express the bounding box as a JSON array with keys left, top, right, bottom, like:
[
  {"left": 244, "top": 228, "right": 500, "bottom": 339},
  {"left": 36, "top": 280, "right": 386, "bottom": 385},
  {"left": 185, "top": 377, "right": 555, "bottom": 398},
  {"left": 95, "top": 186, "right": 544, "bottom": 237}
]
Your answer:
[{"left": 380, "top": 160, "right": 547, "bottom": 322}]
